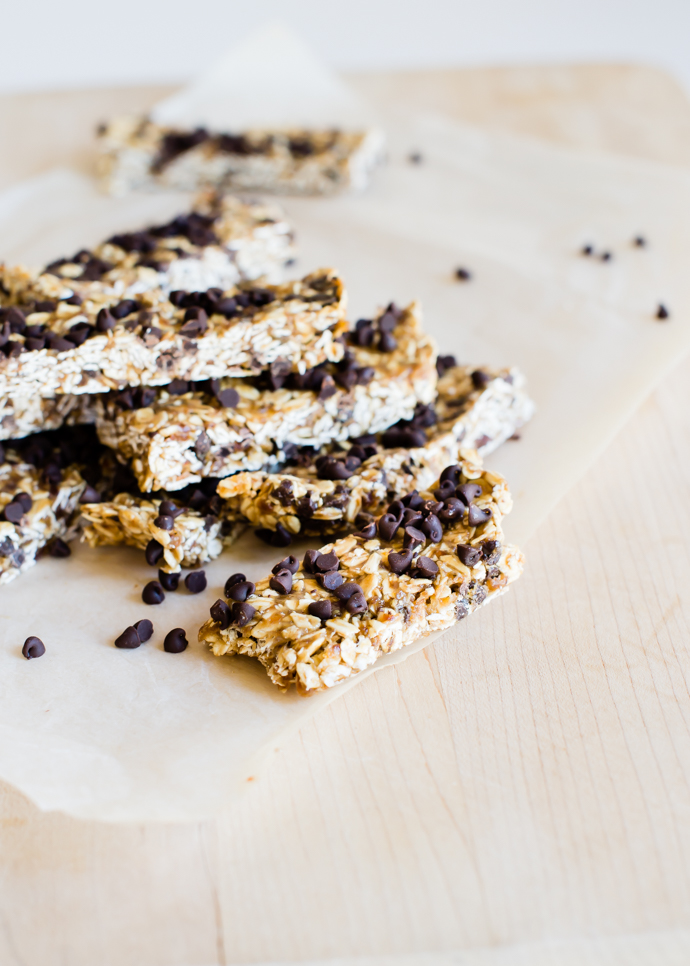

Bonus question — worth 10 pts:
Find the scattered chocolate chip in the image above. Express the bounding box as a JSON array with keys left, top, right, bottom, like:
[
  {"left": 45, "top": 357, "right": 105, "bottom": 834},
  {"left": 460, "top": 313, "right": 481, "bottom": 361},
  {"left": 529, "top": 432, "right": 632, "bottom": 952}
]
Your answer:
[
  {"left": 656, "top": 303, "right": 669, "bottom": 320},
  {"left": 158, "top": 570, "right": 180, "bottom": 592},
  {"left": 145, "top": 539, "right": 164, "bottom": 566},
  {"left": 167, "top": 378, "right": 190, "bottom": 395},
  {"left": 457, "top": 544, "right": 482, "bottom": 566},
  {"left": 317, "top": 457, "right": 352, "bottom": 481},
  {"left": 402, "top": 508, "right": 423, "bottom": 528},
  {"left": 255, "top": 524, "right": 292, "bottom": 547},
  {"left": 408, "top": 152, "right": 423, "bottom": 164},
  {"left": 354, "top": 522, "right": 377, "bottom": 539},
  {"left": 270, "top": 569, "right": 293, "bottom": 594},
  {"left": 468, "top": 505, "right": 492, "bottom": 526},
  {"left": 378, "top": 513, "right": 400, "bottom": 542},
  {"left": 217, "top": 388, "right": 240, "bottom": 408},
  {"left": 48, "top": 537, "right": 71, "bottom": 558},
  {"left": 67, "top": 322, "right": 92, "bottom": 346},
  {"left": 114, "top": 626, "right": 141, "bottom": 649},
  {"left": 387, "top": 550, "right": 413, "bottom": 574},
  {"left": 410, "top": 556, "right": 439, "bottom": 579},
  {"left": 436, "top": 354, "right": 457, "bottom": 377},
  {"left": 210, "top": 598, "right": 232, "bottom": 629},
  {"left": 600, "top": 251, "right": 612, "bottom": 262},
  {"left": 22, "top": 636, "right": 45, "bottom": 660},
  {"left": 439, "top": 497, "right": 464, "bottom": 524},
  {"left": 272, "top": 555, "right": 299, "bottom": 575},
  {"left": 134, "top": 618, "right": 154, "bottom": 642},
  {"left": 421, "top": 514, "right": 443, "bottom": 542},
  {"left": 318, "top": 374, "right": 337, "bottom": 400},
  {"left": 224, "top": 572, "right": 246, "bottom": 596},
  {"left": 185, "top": 570, "right": 207, "bottom": 594},
  {"left": 179, "top": 310, "right": 208, "bottom": 336},
  {"left": 481, "top": 539, "right": 501, "bottom": 561},
  {"left": 318, "top": 571, "right": 344, "bottom": 591},
  {"left": 96, "top": 308, "right": 116, "bottom": 332},
  {"left": 111, "top": 299, "right": 139, "bottom": 319},
  {"left": 25, "top": 337, "right": 46, "bottom": 351},
  {"left": 434, "top": 480, "right": 456, "bottom": 501},
  {"left": 345, "top": 592, "right": 367, "bottom": 615},
  {"left": 403, "top": 526, "right": 425, "bottom": 550},
  {"left": 334, "top": 581, "right": 363, "bottom": 601},
  {"left": 471, "top": 370, "right": 490, "bottom": 391},
  {"left": 581, "top": 244, "right": 594, "bottom": 256},
  {"left": 34, "top": 300, "right": 56, "bottom": 313},
  {"left": 315, "top": 552, "right": 339, "bottom": 573},
  {"left": 226, "top": 579, "right": 255, "bottom": 602},
  {"left": 378, "top": 331, "right": 397, "bottom": 352},
  {"left": 159, "top": 499, "right": 183, "bottom": 518},
  {"left": 3, "top": 501, "right": 25, "bottom": 524},
  {"left": 633, "top": 236, "right": 647, "bottom": 247},
  {"left": 231, "top": 601, "right": 255, "bottom": 626},
  {"left": 455, "top": 267, "right": 472, "bottom": 281},
  {"left": 456, "top": 483, "right": 482, "bottom": 506},
  {"left": 46, "top": 335, "right": 74, "bottom": 353},
  {"left": 164, "top": 628, "right": 188, "bottom": 653},
  {"left": 142, "top": 580, "right": 165, "bottom": 605},
  {"left": 308, "top": 599, "right": 332, "bottom": 621},
  {"left": 154, "top": 514, "right": 174, "bottom": 531}
]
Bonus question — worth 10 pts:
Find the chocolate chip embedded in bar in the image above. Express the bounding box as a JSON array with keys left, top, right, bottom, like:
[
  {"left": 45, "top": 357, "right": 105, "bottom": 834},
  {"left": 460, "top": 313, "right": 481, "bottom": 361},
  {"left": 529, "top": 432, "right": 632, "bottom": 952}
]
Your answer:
[
  {"left": 96, "top": 118, "right": 386, "bottom": 197},
  {"left": 217, "top": 364, "right": 534, "bottom": 540},
  {"left": 199, "top": 457, "right": 524, "bottom": 693},
  {"left": 0, "top": 193, "right": 296, "bottom": 310},
  {"left": 0, "top": 269, "right": 347, "bottom": 401},
  {"left": 94, "top": 301, "right": 438, "bottom": 492}
]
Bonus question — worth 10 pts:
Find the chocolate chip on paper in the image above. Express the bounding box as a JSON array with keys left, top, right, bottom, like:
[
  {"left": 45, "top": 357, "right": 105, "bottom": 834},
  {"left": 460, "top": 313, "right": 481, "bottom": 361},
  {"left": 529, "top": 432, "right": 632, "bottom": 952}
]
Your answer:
[
  {"left": 22, "top": 636, "right": 45, "bottom": 660},
  {"left": 158, "top": 570, "right": 180, "bottom": 591},
  {"left": 164, "top": 628, "right": 188, "bottom": 653},
  {"left": 185, "top": 571, "right": 207, "bottom": 594},
  {"left": 142, "top": 580, "right": 165, "bottom": 604}
]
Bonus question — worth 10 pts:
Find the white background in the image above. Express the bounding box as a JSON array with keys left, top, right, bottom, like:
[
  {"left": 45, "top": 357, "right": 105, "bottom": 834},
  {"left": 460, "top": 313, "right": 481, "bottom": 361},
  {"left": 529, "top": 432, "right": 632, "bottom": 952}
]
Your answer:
[{"left": 1, "top": 0, "right": 688, "bottom": 96}]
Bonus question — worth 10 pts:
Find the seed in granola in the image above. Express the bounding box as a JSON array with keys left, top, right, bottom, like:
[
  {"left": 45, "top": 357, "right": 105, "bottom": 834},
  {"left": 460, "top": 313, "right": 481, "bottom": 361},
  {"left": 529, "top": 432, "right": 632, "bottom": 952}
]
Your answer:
[
  {"left": 134, "top": 619, "right": 154, "bottom": 642},
  {"left": 455, "top": 267, "right": 472, "bottom": 281},
  {"left": 231, "top": 602, "right": 255, "bottom": 626},
  {"left": 378, "top": 331, "right": 397, "bottom": 352},
  {"left": 224, "top": 572, "right": 246, "bottom": 596},
  {"left": 456, "top": 483, "right": 482, "bottom": 506},
  {"left": 353, "top": 522, "right": 377, "bottom": 539},
  {"left": 115, "top": 626, "right": 141, "bottom": 649},
  {"left": 403, "top": 526, "right": 425, "bottom": 550},
  {"left": 48, "top": 538, "right": 71, "bottom": 558},
  {"left": 143, "top": 580, "right": 165, "bottom": 604},
  {"left": 421, "top": 514, "right": 443, "bottom": 542},
  {"left": 318, "top": 571, "right": 344, "bottom": 591},
  {"left": 159, "top": 499, "right": 184, "bottom": 518},
  {"left": 410, "top": 557, "right": 439, "bottom": 579},
  {"left": 270, "top": 570, "right": 293, "bottom": 595},
  {"left": 315, "top": 552, "right": 339, "bottom": 573},
  {"left": 22, "top": 636, "right": 45, "bottom": 660},
  {"left": 308, "top": 600, "right": 333, "bottom": 621},
  {"left": 158, "top": 570, "right": 180, "bottom": 592},
  {"left": 217, "top": 388, "right": 240, "bottom": 408},
  {"left": 185, "top": 571, "right": 207, "bottom": 594},
  {"left": 457, "top": 544, "right": 482, "bottom": 566},
  {"left": 210, "top": 599, "right": 232, "bottom": 629},
  {"left": 468, "top": 505, "right": 492, "bottom": 526},
  {"left": 387, "top": 550, "right": 413, "bottom": 575},
  {"left": 154, "top": 514, "right": 174, "bottom": 531},
  {"left": 226, "top": 580, "right": 255, "bottom": 602},
  {"left": 96, "top": 308, "right": 116, "bottom": 332},
  {"left": 656, "top": 303, "right": 670, "bottom": 320},
  {"left": 345, "top": 592, "right": 367, "bottom": 615},
  {"left": 378, "top": 513, "right": 400, "bottom": 542},
  {"left": 272, "top": 555, "right": 299, "bottom": 575},
  {"left": 256, "top": 525, "right": 292, "bottom": 547},
  {"left": 145, "top": 539, "right": 164, "bottom": 566},
  {"left": 471, "top": 370, "right": 490, "bottom": 391},
  {"left": 164, "top": 628, "right": 188, "bottom": 653}
]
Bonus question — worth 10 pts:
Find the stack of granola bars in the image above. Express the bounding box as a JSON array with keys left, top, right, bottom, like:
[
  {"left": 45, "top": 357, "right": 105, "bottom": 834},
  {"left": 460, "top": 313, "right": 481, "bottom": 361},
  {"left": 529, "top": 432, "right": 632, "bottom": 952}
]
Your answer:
[{"left": 0, "top": 191, "right": 533, "bottom": 692}]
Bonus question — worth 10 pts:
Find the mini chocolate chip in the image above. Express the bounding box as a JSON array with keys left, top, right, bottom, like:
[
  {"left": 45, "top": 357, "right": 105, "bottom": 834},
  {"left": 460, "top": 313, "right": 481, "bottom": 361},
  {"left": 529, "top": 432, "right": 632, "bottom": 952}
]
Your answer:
[
  {"left": 3, "top": 501, "right": 25, "bottom": 523},
  {"left": 272, "top": 555, "right": 299, "bottom": 575},
  {"left": 210, "top": 599, "right": 232, "bottom": 629},
  {"left": 164, "top": 628, "right": 188, "bottom": 653},
  {"left": 387, "top": 500, "right": 405, "bottom": 520},
  {"left": 217, "top": 388, "right": 240, "bottom": 408},
  {"left": 68, "top": 322, "right": 92, "bottom": 346},
  {"left": 354, "top": 522, "right": 377, "bottom": 539},
  {"left": 378, "top": 331, "right": 397, "bottom": 352},
  {"left": 270, "top": 569, "right": 293, "bottom": 595},
  {"left": 158, "top": 569, "right": 180, "bottom": 591},
  {"left": 315, "top": 552, "right": 339, "bottom": 572},
  {"left": 471, "top": 370, "right": 490, "bottom": 390},
  {"left": 439, "top": 497, "right": 464, "bottom": 523},
  {"left": 581, "top": 244, "right": 594, "bottom": 256},
  {"left": 145, "top": 539, "right": 164, "bottom": 566},
  {"left": 317, "top": 457, "right": 352, "bottom": 481},
  {"left": 403, "top": 526, "right": 425, "bottom": 550},
  {"left": 79, "top": 485, "right": 101, "bottom": 504},
  {"left": 47, "top": 335, "right": 74, "bottom": 352},
  {"left": 345, "top": 592, "right": 367, "bottom": 615},
  {"left": 224, "top": 572, "right": 246, "bottom": 596},
  {"left": 308, "top": 600, "right": 333, "bottom": 621},
  {"left": 482, "top": 539, "right": 500, "bottom": 559},
  {"left": 410, "top": 557, "right": 439, "bottom": 579},
  {"left": 96, "top": 308, "right": 116, "bottom": 332},
  {"left": 387, "top": 550, "right": 413, "bottom": 574},
  {"left": 334, "top": 581, "right": 363, "bottom": 601},
  {"left": 134, "top": 618, "right": 154, "bottom": 642},
  {"left": 34, "top": 300, "right": 56, "bottom": 312},
  {"left": 434, "top": 480, "right": 456, "bottom": 501},
  {"left": 421, "top": 514, "right": 443, "bottom": 542},
  {"left": 180, "top": 311, "right": 208, "bottom": 336},
  {"left": 231, "top": 601, "right": 255, "bottom": 626},
  {"left": 440, "top": 464, "right": 462, "bottom": 485},
  {"left": 22, "top": 636, "right": 45, "bottom": 659},
  {"left": 194, "top": 432, "right": 211, "bottom": 457},
  {"left": 154, "top": 514, "right": 174, "bottom": 531},
  {"left": 357, "top": 366, "right": 375, "bottom": 385},
  {"left": 49, "top": 537, "right": 71, "bottom": 558},
  {"left": 111, "top": 299, "right": 139, "bottom": 319},
  {"left": 378, "top": 513, "right": 400, "bottom": 542},
  {"left": 115, "top": 626, "right": 141, "bottom": 649},
  {"left": 436, "top": 354, "right": 457, "bottom": 376},
  {"left": 468, "top": 505, "right": 492, "bottom": 526},
  {"left": 401, "top": 508, "right": 423, "bottom": 527},
  {"left": 656, "top": 303, "right": 669, "bottom": 320},
  {"left": 455, "top": 267, "right": 472, "bottom": 281},
  {"left": 422, "top": 500, "right": 443, "bottom": 517},
  {"left": 318, "top": 571, "right": 344, "bottom": 591},
  {"left": 409, "top": 152, "right": 423, "bottom": 164},
  {"left": 633, "top": 236, "right": 646, "bottom": 247},
  {"left": 13, "top": 492, "right": 32, "bottom": 512},
  {"left": 226, "top": 580, "right": 255, "bottom": 602},
  {"left": 378, "top": 311, "right": 398, "bottom": 333},
  {"left": 159, "top": 499, "right": 183, "bottom": 518},
  {"left": 142, "top": 580, "right": 165, "bottom": 604},
  {"left": 303, "top": 549, "right": 321, "bottom": 573},
  {"left": 457, "top": 544, "right": 482, "bottom": 566},
  {"left": 185, "top": 570, "right": 207, "bottom": 594},
  {"left": 600, "top": 251, "right": 612, "bottom": 262},
  {"left": 255, "top": 524, "right": 293, "bottom": 547},
  {"left": 318, "top": 374, "right": 337, "bottom": 400},
  {"left": 167, "top": 378, "right": 190, "bottom": 395},
  {"left": 456, "top": 483, "right": 482, "bottom": 506},
  {"left": 25, "top": 337, "right": 46, "bottom": 351}
]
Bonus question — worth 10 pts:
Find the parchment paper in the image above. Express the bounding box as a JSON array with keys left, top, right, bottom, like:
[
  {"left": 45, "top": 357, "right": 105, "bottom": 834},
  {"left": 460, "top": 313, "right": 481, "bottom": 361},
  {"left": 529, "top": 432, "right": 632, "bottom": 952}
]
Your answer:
[{"left": 2, "top": 96, "right": 690, "bottom": 821}]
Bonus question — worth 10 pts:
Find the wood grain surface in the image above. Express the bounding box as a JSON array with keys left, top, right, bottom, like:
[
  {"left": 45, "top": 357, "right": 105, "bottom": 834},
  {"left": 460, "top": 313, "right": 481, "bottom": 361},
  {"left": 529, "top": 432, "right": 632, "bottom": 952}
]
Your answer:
[{"left": 1, "top": 66, "right": 690, "bottom": 966}]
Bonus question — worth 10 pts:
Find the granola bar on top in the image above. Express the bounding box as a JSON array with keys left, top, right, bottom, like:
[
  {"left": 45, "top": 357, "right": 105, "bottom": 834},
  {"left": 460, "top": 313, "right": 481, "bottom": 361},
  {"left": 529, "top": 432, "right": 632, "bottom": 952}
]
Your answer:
[
  {"left": 199, "top": 457, "right": 523, "bottom": 693},
  {"left": 0, "top": 193, "right": 296, "bottom": 308},
  {"left": 96, "top": 119, "right": 385, "bottom": 197},
  {"left": 94, "top": 301, "right": 437, "bottom": 492},
  {"left": 217, "top": 361, "right": 534, "bottom": 541},
  {"left": 0, "top": 269, "right": 347, "bottom": 400}
]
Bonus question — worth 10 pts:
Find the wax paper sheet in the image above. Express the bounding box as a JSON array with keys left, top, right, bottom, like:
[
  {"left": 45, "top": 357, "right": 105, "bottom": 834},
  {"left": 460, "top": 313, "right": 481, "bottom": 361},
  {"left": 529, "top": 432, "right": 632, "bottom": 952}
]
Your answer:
[{"left": 2, "top": 93, "right": 690, "bottom": 821}]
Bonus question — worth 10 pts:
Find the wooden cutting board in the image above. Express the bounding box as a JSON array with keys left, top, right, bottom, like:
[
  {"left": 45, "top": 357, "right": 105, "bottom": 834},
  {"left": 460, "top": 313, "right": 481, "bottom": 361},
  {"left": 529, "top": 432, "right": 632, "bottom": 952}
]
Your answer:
[{"left": 1, "top": 65, "right": 690, "bottom": 966}]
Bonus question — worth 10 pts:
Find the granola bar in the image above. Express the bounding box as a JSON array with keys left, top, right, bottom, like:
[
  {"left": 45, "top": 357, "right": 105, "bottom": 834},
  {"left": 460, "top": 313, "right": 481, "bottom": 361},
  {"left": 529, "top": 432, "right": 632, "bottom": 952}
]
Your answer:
[
  {"left": 94, "top": 301, "right": 437, "bottom": 492},
  {"left": 96, "top": 119, "right": 385, "bottom": 197},
  {"left": 199, "top": 457, "right": 523, "bottom": 693},
  {"left": 217, "top": 363, "right": 533, "bottom": 540},
  {"left": 0, "top": 392, "right": 97, "bottom": 441},
  {"left": 0, "top": 269, "right": 347, "bottom": 400},
  {"left": 0, "top": 193, "right": 296, "bottom": 308}
]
